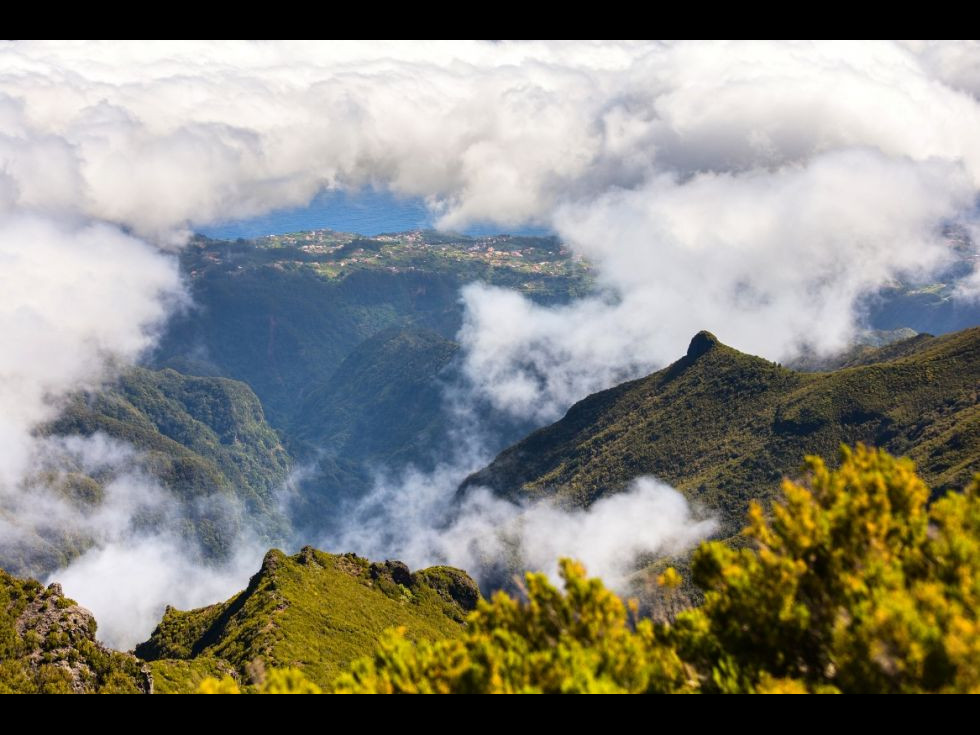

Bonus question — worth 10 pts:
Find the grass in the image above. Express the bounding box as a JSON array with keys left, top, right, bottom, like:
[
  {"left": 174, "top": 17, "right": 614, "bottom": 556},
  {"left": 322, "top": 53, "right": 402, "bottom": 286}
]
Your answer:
[{"left": 134, "top": 547, "right": 479, "bottom": 691}]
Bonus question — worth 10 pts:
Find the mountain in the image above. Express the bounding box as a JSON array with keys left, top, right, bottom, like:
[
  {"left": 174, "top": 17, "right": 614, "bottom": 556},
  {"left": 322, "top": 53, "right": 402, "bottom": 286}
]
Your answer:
[
  {"left": 0, "top": 569, "right": 150, "bottom": 693},
  {"left": 146, "top": 230, "right": 978, "bottom": 531},
  {"left": 135, "top": 547, "right": 479, "bottom": 693},
  {"left": 9, "top": 367, "right": 291, "bottom": 577},
  {"left": 2, "top": 546, "right": 478, "bottom": 693},
  {"left": 462, "top": 327, "right": 980, "bottom": 536}
]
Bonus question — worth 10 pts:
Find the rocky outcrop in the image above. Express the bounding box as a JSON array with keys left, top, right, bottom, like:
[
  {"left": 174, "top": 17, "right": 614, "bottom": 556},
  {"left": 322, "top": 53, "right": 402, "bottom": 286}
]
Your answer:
[
  {"left": 2, "top": 571, "right": 150, "bottom": 693},
  {"left": 412, "top": 567, "right": 481, "bottom": 612}
]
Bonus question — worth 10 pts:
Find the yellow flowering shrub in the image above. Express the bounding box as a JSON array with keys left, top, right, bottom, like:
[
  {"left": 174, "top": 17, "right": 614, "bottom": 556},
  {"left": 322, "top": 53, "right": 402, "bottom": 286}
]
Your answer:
[
  {"left": 334, "top": 558, "right": 693, "bottom": 693},
  {"left": 197, "top": 667, "right": 322, "bottom": 694},
  {"left": 202, "top": 446, "right": 980, "bottom": 694},
  {"left": 675, "top": 445, "right": 980, "bottom": 693}
]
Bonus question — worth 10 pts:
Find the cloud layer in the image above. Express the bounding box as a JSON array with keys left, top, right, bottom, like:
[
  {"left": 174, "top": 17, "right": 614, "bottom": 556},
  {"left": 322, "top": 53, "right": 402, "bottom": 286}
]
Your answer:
[{"left": 3, "top": 41, "right": 977, "bottom": 234}]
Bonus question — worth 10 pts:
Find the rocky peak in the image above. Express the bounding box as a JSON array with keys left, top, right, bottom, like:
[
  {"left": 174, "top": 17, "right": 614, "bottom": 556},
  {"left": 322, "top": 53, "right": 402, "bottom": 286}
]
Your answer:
[
  {"left": 687, "top": 330, "right": 720, "bottom": 359},
  {"left": 370, "top": 560, "right": 413, "bottom": 587}
]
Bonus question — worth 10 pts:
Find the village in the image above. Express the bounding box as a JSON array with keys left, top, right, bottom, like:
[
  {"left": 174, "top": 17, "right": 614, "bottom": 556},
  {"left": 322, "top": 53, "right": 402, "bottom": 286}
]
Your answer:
[{"left": 244, "top": 228, "right": 591, "bottom": 281}]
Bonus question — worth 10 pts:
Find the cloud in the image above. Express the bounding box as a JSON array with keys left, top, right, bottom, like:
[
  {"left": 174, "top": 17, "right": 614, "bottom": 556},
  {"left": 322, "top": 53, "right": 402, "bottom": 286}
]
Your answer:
[
  {"left": 2, "top": 40, "right": 976, "bottom": 235},
  {"left": 325, "top": 459, "right": 716, "bottom": 595},
  {"left": 459, "top": 150, "right": 975, "bottom": 419},
  {"left": 903, "top": 40, "right": 980, "bottom": 99},
  {"left": 0, "top": 214, "right": 182, "bottom": 488},
  {"left": 53, "top": 534, "right": 266, "bottom": 651}
]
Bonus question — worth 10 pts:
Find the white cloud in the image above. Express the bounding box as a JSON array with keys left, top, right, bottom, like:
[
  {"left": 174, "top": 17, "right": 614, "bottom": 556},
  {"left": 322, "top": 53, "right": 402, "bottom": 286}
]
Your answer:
[
  {"left": 54, "top": 535, "right": 265, "bottom": 650},
  {"left": 460, "top": 150, "right": 974, "bottom": 419},
  {"left": 2, "top": 40, "right": 975, "bottom": 236},
  {"left": 326, "top": 458, "right": 715, "bottom": 596}
]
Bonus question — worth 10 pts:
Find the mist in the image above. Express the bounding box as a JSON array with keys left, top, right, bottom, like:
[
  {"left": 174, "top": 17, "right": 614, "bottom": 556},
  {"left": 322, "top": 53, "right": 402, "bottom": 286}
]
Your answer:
[
  {"left": 54, "top": 536, "right": 266, "bottom": 651},
  {"left": 323, "top": 455, "right": 717, "bottom": 595},
  {"left": 2, "top": 40, "right": 980, "bottom": 647},
  {"left": 0, "top": 431, "right": 268, "bottom": 649}
]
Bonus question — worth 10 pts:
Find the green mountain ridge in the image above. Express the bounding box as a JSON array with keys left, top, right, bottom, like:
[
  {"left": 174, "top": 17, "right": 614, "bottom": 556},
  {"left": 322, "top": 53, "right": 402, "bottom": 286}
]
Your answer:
[
  {"left": 11, "top": 367, "right": 291, "bottom": 577},
  {"left": 136, "top": 547, "right": 479, "bottom": 693},
  {"left": 1, "top": 548, "right": 479, "bottom": 693},
  {"left": 462, "top": 327, "right": 980, "bottom": 536}
]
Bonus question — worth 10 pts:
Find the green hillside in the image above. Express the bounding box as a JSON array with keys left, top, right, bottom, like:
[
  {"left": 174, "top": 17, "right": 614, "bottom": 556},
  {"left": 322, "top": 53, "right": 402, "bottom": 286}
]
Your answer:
[
  {"left": 290, "top": 326, "right": 459, "bottom": 468},
  {"left": 135, "top": 547, "right": 479, "bottom": 692},
  {"left": 462, "top": 328, "right": 980, "bottom": 535},
  {"left": 0, "top": 569, "right": 149, "bottom": 693},
  {"left": 15, "top": 367, "right": 292, "bottom": 576}
]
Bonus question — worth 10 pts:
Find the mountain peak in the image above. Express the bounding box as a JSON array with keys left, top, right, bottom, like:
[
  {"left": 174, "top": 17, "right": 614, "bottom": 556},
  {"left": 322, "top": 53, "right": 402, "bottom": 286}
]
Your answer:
[{"left": 687, "top": 331, "right": 719, "bottom": 359}]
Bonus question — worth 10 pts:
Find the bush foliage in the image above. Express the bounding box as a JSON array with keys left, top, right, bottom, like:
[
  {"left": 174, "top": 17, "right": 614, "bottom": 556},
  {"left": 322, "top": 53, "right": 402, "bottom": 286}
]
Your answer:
[{"left": 207, "top": 446, "right": 978, "bottom": 694}]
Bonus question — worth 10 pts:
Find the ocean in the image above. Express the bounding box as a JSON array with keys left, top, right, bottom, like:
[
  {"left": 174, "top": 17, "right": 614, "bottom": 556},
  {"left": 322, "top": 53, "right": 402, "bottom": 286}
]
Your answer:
[{"left": 197, "top": 189, "right": 552, "bottom": 239}]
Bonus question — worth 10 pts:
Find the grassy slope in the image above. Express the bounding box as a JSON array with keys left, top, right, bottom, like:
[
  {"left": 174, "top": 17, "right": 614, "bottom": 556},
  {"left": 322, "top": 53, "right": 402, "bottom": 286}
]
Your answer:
[
  {"left": 136, "top": 547, "right": 479, "bottom": 692},
  {"left": 463, "top": 328, "right": 980, "bottom": 535}
]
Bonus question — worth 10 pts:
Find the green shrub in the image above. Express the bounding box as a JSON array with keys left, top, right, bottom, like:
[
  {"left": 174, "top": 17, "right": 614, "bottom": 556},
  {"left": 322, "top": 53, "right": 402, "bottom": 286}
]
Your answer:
[{"left": 336, "top": 446, "right": 980, "bottom": 694}]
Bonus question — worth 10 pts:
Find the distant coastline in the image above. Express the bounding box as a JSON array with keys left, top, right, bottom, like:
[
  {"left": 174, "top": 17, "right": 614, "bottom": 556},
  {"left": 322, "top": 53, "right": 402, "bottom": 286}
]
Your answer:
[{"left": 198, "top": 188, "right": 553, "bottom": 240}]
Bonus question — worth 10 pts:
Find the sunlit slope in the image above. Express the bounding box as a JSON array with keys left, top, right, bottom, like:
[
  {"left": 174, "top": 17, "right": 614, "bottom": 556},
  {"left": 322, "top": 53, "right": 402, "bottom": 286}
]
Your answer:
[
  {"left": 136, "top": 547, "right": 479, "bottom": 692},
  {"left": 463, "top": 328, "right": 980, "bottom": 534}
]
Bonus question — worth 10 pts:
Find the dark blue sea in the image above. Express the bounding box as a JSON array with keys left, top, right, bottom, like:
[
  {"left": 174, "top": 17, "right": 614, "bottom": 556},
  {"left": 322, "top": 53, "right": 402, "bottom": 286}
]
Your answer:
[{"left": 198, "top": 189, "right": 552, "bottom": 239}]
